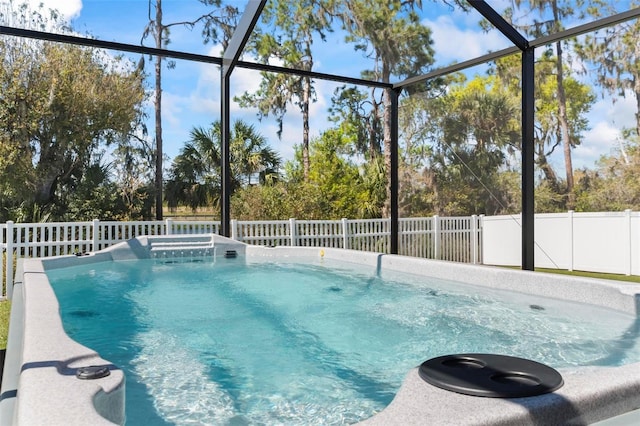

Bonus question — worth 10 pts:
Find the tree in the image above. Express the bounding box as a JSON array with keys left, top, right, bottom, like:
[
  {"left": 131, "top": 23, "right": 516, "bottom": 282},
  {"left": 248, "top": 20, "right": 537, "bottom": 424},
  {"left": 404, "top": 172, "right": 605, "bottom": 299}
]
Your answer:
[
  {"left": 329, "top": 0, "right": 436, "bottom": 217},
  {"left": 165, "top": 120, "right": 281, "bottom": 211},
  {"left": 141, "top": 0, "right": 240, "bottom": 219},
  {"left": 510, "top": 0, "right": 584, "bottom": 208},
  {"left": 57, "top": 158, "right": 130, "bottom": 221},
  {"left": 306, "top": 129, "right": 380, "bottom": 218},
  {"left": 574, "top": 133, "right": 640, "bottom": 211},
  {"left": 229, "top": 118, "right": 391, "bottom": 220},
  {"left": 111, "top": 137, "right": 156, "bottom": 219},
  {"left": 492, "top": 54, "right": 595, "bottom": 210},
  {"left": 328, "top": 85, "right": 382, "bottom": 162},
  {"left": 578, "top": 0, "right": 640, "bottom": 138},
  {"left": 417, "top": 76, "right": 520, "bottom": 215},
  {"left": 0, "top": 34, "right": 147, "bottom": 221},
  {"left": 236, "top": 0, "right": 330, "bottom": 181}
]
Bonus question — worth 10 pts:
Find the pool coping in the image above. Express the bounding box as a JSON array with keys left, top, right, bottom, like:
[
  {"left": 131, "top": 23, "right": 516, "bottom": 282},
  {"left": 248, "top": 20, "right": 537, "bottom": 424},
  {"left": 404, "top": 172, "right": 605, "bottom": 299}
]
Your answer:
[{"left": 3, "top": 234, "right": 640, "bottom": 425}]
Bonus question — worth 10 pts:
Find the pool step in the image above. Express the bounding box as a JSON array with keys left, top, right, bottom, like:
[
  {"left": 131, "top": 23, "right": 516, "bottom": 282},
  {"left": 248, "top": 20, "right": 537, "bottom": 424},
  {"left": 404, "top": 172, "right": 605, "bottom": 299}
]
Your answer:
[{"left": 147, "top": 236, "right": 215, "bottom": 258}]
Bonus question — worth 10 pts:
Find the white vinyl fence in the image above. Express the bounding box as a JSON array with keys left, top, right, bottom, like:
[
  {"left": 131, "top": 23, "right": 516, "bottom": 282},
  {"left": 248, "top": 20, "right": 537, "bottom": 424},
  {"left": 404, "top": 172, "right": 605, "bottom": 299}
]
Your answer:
[
  {"left": 0, "top": 216, "right": 482, "bottom": 298},
  {"left": 483, "top": 210, "right": 640, "bottom": 276}
]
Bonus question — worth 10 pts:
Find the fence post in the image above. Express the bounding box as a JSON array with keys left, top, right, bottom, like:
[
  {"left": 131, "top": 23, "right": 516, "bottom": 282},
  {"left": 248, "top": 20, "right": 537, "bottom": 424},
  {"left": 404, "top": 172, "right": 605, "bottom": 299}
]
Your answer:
[
  {"left": 471, "top": 215, "right": 478, "bottom": 264},
  {"left": 6, "top": 221, "right": 14, "bottom": 299},
  {"left": 433, "top": 215, "right": 440, "bottom": 260},
  {"left": 0, "top": 223, "right": 5, "bottom": 298},
  {"left": 479, "top": 215, "right": 484, "bottom": 264},
  {"left": 230, "top": 219, "right": 238, "bottom": 241},
  {"left": 165, "top": 218, "right": 173, "bottom": 235},
  {"left": 567, "top": 210, "right": 574, "bottom": 272},
  {"left": 625, "top": 209, "right": 632, "bottom": 276},
  {"left": 342, "top": 218, "right": 349, "bottom": 249},
  {"left": 92, "top": 219, "right": 100, "bottom": 252},
  {"left": 0, "top": 242, "right": 4, "bottom": 299},
  {"left": 289, "top": 218, "right": 297, "bottom": 246}
]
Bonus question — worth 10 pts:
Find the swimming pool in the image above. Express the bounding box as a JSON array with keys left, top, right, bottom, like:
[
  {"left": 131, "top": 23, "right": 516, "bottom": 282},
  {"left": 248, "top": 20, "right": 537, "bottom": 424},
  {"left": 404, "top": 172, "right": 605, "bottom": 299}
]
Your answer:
[
  {"left": 45, "top": 256, "right": 640, "bottom": 425},
  {"left": 4, "top": 235, "right": 640, "bottom": 425}
]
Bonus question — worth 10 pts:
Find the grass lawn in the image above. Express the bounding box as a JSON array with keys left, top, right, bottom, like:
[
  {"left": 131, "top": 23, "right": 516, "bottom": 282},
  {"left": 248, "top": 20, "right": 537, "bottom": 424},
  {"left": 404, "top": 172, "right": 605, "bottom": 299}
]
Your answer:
[
  {"left": 0, "top": 300, "right": 10, "bottom": 350},
  {"left": 531, "top": 268, "right": 640, "bottom": 283}
]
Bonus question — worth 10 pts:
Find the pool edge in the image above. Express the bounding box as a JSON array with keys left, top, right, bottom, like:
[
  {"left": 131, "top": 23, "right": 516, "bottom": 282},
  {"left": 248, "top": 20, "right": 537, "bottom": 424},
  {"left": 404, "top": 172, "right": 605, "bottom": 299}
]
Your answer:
[
  {"left": 7, "top": 236, "right": 640, "bottom": 425},
  {"left": 7, "top": 257, "right": 125, "bottom": 426}
]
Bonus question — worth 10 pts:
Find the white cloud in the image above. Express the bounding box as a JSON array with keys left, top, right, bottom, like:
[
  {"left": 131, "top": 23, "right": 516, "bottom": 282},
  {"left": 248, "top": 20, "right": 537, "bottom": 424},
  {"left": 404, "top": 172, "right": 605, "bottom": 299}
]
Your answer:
[
  {"left": 571, "top": 92, "right": 636, "bottom": 168},
  {"left": 28, "top": 0, "right": 82, "bottom": 20},
  {"left": 423, "top": 14, "right": 512, "bottom": 66},
  {"left": 0, "top": 0, "right": 81, "bottom": 29},
  {"left": 573, "top": 121, "right": 620, "bottom": 168},
  {"left": 158, "top": 41, "right": 357, "bottom": 163},
  {"left": 590, "top": 90, "right": 636, "bottom": 127},
  {"left": 161, "top": 91, "right": 186, "bottom": 129}
]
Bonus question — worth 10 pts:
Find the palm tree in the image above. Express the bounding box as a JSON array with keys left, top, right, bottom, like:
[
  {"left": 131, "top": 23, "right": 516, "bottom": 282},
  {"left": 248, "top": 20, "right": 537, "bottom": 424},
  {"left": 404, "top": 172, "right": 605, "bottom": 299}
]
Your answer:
[{"left": 165, "top": 120, "right": 281, "bottom": 211}]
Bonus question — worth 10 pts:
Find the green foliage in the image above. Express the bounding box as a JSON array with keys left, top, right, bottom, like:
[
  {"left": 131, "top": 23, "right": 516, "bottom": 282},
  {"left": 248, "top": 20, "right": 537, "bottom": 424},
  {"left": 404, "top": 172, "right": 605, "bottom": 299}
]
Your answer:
[
  {"left": 534, "top": 55, "right": 596, "bottom": 149},
  {"left": 166, "top": 120, "right": 281, "bottom": 211},
  {"left": 329, "top": 0, "right": 438, "bottom": 216},
  {"left": 400, "top": 76, "right": 521, "bottom": 216},
  {"left": 305, "top": 130, "right": 374, "bottom": 218},
  {"left": 333, "top": 0, "right": 435, "bottom": 82},
  {"left": 230, "top": 126, "right": 385, "bottom": 220},
  {"left": 236, "top": 0, "right": 330, "bottom": 179},
  {"left": 578, "top": 0, "right": 640, "bottom": 137},
  {"left": 56, "top": 159, "right": 152, "bottom": 221},
  {"left": 0, "top": 7, "right": 147, "bottom": 222},
  {"left": 491, "top": 52, "right": 595, "bottom": 210},
  {"left": 573, "top": 137, "right": 640, "bottom": 211},
  {"left": 328, "top": 86, "right": 382, "bottom": 160}
]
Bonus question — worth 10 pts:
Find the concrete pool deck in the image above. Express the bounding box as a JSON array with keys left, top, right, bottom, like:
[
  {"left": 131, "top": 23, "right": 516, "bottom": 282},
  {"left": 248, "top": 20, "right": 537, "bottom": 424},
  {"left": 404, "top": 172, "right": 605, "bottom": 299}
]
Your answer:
[{"left": 2, "top": 234, "right": 640, "bottom": 425}]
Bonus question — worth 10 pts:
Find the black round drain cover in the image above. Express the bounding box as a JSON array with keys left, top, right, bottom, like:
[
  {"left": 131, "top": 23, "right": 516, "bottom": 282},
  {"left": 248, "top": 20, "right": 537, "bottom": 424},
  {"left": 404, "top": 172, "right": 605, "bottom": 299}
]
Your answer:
[
  {"left": 76, "top": 365, "right": 111, "bottom": 380},
  {"left": 419, "top": 354, "right": 563, "bottom": 398}
]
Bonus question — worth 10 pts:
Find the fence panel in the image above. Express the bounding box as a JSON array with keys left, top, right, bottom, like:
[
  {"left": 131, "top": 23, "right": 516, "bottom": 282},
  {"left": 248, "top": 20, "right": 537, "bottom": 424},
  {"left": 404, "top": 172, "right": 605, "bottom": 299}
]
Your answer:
[
  {"left": 399, "top": 217, "right": 434, "bottom": 258},
  {"left": 296, "top": 220, "right": 344, "bottom": 248},
  {"left": 12, "top": 222, "right": 94, "bottom": 259},
  {"left": 235, "top": 220, "right": 291, "bottom": 247},
  {"left": 482, "top": 211, "right": 639, "bottom": 275},
  {"left": 439, "top": 217, "right": 474, "bottom": 263},
  {"left": 95, "top": 221, "right": 165, "bottom": 250},
  {"left": 1, "top": 216, "right": 485, "bottom": 298},
  {"left": 347, "top": 219, "right": 389, "bottom": 253},
  {"left": 170, "top": 220, "right": 219, "bottom": 235}
]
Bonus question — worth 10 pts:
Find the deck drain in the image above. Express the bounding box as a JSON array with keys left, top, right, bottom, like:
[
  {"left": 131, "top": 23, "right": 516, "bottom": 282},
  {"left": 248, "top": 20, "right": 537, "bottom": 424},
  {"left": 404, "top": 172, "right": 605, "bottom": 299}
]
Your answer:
[
  {"left": 76, "top": 365, "right": 111, "bottom": 380},
  {"left": 419, "top": 354, "right": 563, "bottom": 398}
]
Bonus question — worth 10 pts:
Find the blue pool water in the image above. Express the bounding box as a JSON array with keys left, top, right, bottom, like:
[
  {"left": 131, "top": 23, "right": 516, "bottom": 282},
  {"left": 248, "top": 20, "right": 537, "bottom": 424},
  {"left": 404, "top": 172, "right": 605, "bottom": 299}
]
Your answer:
[{"left": 48, "top": 258, "right": 640, "bottom": 425}]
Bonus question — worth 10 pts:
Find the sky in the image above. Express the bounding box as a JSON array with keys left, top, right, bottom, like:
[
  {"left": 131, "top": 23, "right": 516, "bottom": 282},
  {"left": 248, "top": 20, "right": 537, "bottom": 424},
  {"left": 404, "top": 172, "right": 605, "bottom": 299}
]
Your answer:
[{"left": 5, "top": 0, "right": 638, "bottom": 173}]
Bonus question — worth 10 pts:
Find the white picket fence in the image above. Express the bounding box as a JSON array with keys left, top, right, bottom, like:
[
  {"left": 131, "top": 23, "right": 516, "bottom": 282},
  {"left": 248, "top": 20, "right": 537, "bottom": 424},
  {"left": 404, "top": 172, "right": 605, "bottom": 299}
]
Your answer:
[{"left": 0, "top": 216, "right": 483, "bottom": 297}]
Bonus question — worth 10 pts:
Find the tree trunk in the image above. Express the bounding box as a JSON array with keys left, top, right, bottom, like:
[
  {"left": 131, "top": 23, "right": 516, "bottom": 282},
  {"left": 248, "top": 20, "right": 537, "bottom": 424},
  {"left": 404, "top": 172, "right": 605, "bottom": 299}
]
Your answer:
[
  {"left": 535, "top": 148, "right": 561, "bottom": 193},
  {"left": 634, "top": 38, "right": 640, "bottom": 139},
  {"left": 369, "top": 90, "right": 380, "bottom": 162},
  {"left": 635, "top": 76, "right": 640, "bottom": 139},
  {"left": 382, "top": 84, "right": 392, "bottom": 218},
  {"left": 302, "top": 76, "right": 311, "bottom": 181},
  {"left": 555, "top": 40, "right": 574, "bottom": 209},
  {"left": 34, "top": 172, "right": 58, "bottom": 207},
  {"left": 154, "top": 0, "right": 163, "bottom": 220}
]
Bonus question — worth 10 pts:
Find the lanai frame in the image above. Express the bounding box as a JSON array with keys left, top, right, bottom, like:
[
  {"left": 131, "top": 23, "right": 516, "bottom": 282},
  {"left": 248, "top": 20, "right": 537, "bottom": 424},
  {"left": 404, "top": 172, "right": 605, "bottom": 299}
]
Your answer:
[{"left": 1, "top": 1, "right": 640, "bottom": 270}]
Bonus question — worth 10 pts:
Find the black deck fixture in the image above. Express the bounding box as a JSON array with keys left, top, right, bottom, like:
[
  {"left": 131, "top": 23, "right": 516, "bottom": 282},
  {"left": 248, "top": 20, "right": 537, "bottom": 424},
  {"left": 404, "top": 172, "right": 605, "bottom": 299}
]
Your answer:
[
  {"left": 419, "top": 353, "right": 563, "bottom": 398},
  {"left": 75, "top": 365, "right": 111, "bottom": 380}
]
